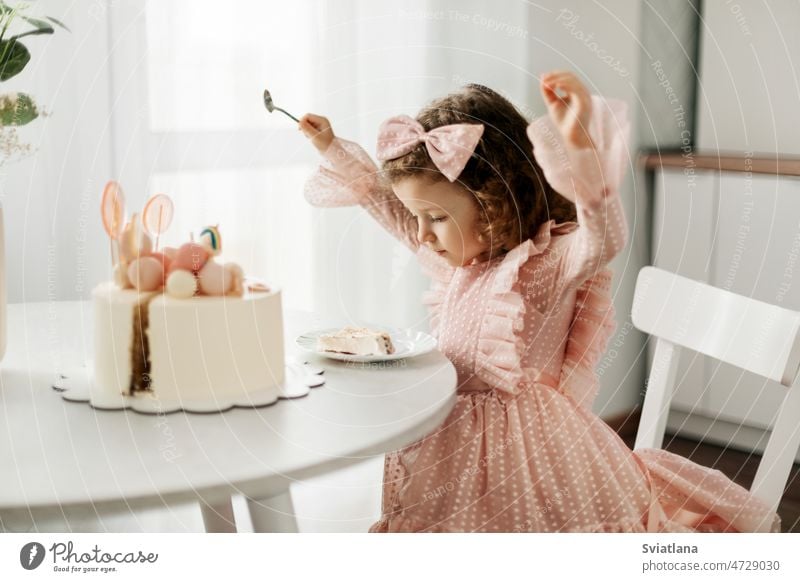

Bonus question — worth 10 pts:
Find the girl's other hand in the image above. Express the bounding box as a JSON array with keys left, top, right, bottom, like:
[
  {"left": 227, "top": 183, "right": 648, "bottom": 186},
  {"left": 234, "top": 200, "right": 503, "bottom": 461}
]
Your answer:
[
  {"left": 299, "top": 113, "right": 335, "bottom": 154},
  {"left": 539, "top": 71, "right": 594, "bottom": 150}
]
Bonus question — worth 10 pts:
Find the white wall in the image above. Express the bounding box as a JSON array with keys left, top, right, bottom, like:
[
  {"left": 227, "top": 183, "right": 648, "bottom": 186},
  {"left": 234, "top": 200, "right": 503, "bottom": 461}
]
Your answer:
[{"left": 696, "top": 0, "right": 800, "bottom": 155}]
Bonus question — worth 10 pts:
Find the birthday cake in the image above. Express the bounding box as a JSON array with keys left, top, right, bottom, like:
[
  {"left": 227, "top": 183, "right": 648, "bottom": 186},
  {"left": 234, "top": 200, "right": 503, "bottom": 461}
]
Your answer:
[{"left": 91, "top": 183, "right": 284, "bottom": 408}]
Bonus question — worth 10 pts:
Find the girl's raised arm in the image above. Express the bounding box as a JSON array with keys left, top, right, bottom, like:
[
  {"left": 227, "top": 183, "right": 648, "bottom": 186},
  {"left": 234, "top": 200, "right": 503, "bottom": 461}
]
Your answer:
[
  {"left": 300, "top": 114, "right": 420, "bottom": 252},
  {"left": 528, "top": 73, "right": 630, "bottom": 289}
]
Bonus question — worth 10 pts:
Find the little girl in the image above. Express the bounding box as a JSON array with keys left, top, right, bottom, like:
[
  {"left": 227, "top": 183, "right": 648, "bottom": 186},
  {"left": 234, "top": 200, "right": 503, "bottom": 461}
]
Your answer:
[{"left": 300, "top": 71, "right": 781, "bottom": 533}]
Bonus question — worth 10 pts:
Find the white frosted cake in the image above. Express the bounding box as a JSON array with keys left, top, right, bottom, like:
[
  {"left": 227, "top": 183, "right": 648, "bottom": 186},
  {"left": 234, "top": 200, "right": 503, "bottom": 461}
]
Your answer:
[
  {"left": 91, "top": 187, "right": 286, "bottom": 409},
  {"left": 318, "top": 326, "right": 394, "bottom": 356},
  {"left": 92, "top": 283, "right": 284, "bottom": 408}
]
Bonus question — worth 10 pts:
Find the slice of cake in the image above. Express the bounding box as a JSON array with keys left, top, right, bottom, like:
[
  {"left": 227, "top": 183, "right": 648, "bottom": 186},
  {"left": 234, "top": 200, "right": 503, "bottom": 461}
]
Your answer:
[{"left": 318, "top": 326, "right": 395, "bottom": 356}]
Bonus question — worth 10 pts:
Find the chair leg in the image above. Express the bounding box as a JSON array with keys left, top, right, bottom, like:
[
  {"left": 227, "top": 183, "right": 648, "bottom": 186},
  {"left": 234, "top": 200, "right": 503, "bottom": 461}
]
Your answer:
[
  {"left": 751, "top": 382, "right": 800, "bottom": 513},
  {"left": 247, "top": 489, "right": 299, "bottom": 532},
  {"left": 200, "top": 496, "right": 237, "bottom": 533},
  {"left": 635, "top": 339, "right": 681, "bottom": 451}
]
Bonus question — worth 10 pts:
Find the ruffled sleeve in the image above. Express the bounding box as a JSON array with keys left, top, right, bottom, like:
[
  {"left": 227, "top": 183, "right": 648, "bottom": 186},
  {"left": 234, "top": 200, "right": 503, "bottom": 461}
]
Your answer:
[
  {"left": 473, "top": 218, "right": 617, "bottom": 409},
  {"left": 527, "top": 95, "right": 630, "bottom": 290},
  {"left": 474, "top": 221, "right": 569, "bottom": 393},
  {"left": 557, "top": 267, "right": 617, "bottom": 410},
  {"left": 304, "top": 137, "right": 420, "bottom": 251}
]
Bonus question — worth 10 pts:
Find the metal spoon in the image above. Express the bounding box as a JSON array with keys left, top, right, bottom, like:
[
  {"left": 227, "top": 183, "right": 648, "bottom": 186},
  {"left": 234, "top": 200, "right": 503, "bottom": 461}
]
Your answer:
[{"left": 263, "top": 89, "right": 299, "bottom": 122}]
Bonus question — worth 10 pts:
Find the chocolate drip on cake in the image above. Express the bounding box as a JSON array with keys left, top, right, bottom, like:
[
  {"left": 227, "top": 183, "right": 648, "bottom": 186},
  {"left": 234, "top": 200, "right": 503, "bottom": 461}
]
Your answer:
[{"left": 129, "top": 293, "right": 158, "bottom": 394}]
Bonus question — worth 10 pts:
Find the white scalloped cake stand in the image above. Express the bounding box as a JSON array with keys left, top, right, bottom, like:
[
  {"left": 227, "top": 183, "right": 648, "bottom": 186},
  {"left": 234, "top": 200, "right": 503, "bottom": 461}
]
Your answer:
[{"left": 52, "top": 361, "right": 325, "bottom": 414}]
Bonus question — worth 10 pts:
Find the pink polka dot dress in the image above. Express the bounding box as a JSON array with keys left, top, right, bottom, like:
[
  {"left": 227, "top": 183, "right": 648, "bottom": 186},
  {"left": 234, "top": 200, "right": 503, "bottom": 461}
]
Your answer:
[{"left": 304, "top": 96, "right": 781, "bottom": 533}]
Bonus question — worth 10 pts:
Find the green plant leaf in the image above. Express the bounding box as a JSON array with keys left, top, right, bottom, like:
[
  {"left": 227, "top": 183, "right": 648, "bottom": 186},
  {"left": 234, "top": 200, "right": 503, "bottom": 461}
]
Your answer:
[
  {"left": 19, "top": 15, "right": 55, "bottom": 33},
  {"left": 0, "top": 92, "right": 38, "bottom": 125},
  {"left": 45, "top": 16, "right": 69, "bottom": 32},
  {"left": 0, "top": 39, "right": 30, "bottom": 81},
  {"left": 8, "top": 26, "right": 56, "bottom": 42},
  {"left": 0, "top": 4, "right": 69, "bottom": 46}
]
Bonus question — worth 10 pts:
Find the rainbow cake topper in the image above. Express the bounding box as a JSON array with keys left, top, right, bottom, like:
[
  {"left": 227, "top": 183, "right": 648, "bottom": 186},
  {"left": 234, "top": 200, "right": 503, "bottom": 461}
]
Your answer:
[{"left": 199, "top": 225, "right": 222, "bottom": 255}]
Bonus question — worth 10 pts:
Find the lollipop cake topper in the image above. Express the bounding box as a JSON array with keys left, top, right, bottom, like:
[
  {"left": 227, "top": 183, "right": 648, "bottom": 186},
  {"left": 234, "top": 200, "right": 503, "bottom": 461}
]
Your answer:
[
  {"left": 101, "top": 181, "right": 126, "bottom": 239},
  {"left": 143, "top": 193, "right": 174, "bottom": 252},
  {"left": 101, "top": 181, "right": 126, "bottom": 268}
]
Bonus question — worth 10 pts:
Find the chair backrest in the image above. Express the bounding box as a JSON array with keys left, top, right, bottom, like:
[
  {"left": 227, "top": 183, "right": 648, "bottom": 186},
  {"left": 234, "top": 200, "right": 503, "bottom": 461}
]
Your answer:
[{"left": 631, "top": 266, "right": 800, "bottom": 512}]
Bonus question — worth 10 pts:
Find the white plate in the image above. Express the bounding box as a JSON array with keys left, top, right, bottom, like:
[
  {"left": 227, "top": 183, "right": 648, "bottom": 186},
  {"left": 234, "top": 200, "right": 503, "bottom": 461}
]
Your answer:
[{"left": 295, "top": 326, "right": 437, "bottom": 363}]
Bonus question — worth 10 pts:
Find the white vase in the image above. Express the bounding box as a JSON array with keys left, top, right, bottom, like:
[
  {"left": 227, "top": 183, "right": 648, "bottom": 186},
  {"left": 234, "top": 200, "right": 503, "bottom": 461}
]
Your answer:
[{"left": 0, "top": 202, "right": 5, "bottom": 361}]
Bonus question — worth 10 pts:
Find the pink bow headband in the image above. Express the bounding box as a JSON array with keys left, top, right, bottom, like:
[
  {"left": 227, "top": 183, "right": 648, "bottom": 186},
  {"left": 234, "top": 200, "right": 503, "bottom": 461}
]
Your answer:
[{"left": 375, "top": 115, "right": 484, "bottom": 182}]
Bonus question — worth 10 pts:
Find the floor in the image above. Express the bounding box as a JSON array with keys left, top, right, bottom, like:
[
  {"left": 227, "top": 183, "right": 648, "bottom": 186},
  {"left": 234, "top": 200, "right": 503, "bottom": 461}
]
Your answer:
[{"left": 3, "top": 432, "right": 797, "bottom": 533}]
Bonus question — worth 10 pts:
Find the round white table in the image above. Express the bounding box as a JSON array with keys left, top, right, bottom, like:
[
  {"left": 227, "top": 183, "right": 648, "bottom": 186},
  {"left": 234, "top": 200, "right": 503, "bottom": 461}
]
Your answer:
[{"left": 0, "top": 302, "right": 457, "bottom": 532}]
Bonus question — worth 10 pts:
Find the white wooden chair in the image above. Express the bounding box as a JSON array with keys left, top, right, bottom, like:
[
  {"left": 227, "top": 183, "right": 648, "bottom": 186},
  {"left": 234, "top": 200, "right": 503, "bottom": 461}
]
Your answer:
[{"left": 631, "top": 266, "right": 800, "bottom": 513}]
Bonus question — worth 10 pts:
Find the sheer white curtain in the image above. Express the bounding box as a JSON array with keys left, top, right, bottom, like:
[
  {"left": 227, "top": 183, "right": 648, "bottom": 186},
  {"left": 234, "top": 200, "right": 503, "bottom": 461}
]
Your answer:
[{"left": 101, "top": 0, "right": 533, "bottom": 329}]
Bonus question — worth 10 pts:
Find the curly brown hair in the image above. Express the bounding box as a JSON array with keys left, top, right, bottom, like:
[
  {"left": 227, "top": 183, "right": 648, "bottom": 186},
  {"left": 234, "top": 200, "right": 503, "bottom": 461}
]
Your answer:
[{"left": 382, "top": 84, "right": 577, "bottom": 256}]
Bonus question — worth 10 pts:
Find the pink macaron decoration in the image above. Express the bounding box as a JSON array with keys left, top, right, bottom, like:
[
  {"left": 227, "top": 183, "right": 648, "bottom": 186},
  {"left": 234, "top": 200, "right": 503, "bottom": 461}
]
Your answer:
[
  {"left": 127, "top": 256, "right": 165, "bottom": 292},
  {"left": 171, "top": 242, "right": 210, "bottom": 274},
  {"left": 198, "top": 261, "right": 231, "bottom": 296},
  {"left": 161, "top": 246, "right": 178, "bottom": 261},
  {"left": 197, "top": 261, "right": 246, "bottom": 296},
  {"left": 147, "top": 252, "right": 172, "bottom": 279}
]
